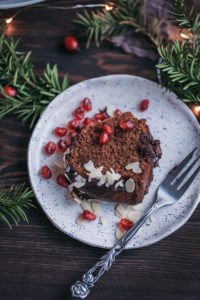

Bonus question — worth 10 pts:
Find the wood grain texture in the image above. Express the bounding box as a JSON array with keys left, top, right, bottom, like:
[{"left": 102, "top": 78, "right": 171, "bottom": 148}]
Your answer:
[{"left": 1, "top": 1, "right": 200, "bottom": 300}]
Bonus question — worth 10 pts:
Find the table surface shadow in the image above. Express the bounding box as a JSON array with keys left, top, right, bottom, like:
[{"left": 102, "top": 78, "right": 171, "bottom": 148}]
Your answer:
[{"left": 0, "top": 1, "right": 200, "bottom": 300}]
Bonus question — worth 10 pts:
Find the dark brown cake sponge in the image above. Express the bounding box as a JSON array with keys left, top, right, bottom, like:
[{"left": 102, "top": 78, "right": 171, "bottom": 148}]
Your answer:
[{"left": 65, "top": 112, "right": 161, "bottom": 204}]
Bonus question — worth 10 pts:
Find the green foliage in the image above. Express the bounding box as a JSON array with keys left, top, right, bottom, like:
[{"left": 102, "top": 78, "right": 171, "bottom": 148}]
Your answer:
[
  {"left": 75, "top": 0, "right": 165, "bottom": 48},
  {"left": 156, "top": 0, "right": 200, "bottom": 104},
  {"left": 0, "top": 184, "right": 35, "bottom": 228},
  {"left": 0, "top": 23, "right": 69, "bottom": 128}
]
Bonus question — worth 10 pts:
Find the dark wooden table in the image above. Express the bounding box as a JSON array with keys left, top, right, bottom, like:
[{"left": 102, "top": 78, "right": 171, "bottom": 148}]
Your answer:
[{"left": 1, "top": 1, "right": 200, "bottom": 300}]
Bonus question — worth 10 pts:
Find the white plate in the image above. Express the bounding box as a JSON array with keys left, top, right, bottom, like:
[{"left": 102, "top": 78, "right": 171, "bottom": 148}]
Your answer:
[
  {"left": 28, "top": 75, "right": 200, "bottom": 249},
  {"left": 0, "top": 0, "right": 44, "bottom": 9}
]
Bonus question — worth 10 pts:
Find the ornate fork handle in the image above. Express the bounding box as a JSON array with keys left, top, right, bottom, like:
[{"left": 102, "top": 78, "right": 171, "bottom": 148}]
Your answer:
[
  {"left": 71, "top": 241, "right": 125, "bottom": 299},
  {"left": 71, "top": 202, "right": 165, "bottom": 299}
]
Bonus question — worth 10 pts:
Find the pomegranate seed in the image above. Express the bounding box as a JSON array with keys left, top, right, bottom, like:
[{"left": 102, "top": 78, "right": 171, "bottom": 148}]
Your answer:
[
  {"left": 74, "top": 107, "right": 85, "bottom": 120},
  {"left": 140, "top": 99, "right": 149, "bottom": 111},
  {"left": 82, "top": 210, "right": 96, "bottom": 221},
  {"left": 64, "top": 36, "right": 79, "bottom": 52},
  {"left": 119, "top": 218, "right": 134, "bottom": 231},
  {"left": 83, "top": 117, "right": 95, "bottom": 127},
  {"left": 56, "top": 174, "right": 69, "bottom": 188},
  {"left": 68, "top": 119, "right": 79, "bottom": 131},
  {"left": 40, "top": 166, "right": 52, "bottom": 179},
  {"left": 57, "top": 139, "right": 68, "bottom": 152},
  {"left": 82, "top": 97, "right": 92, "bottom": 111},
  {"left": 120, "top": 120, "right": 134, "bottom": 131},
  {"left": 1, "top": 86, "right": 17, "bottom": 98},
  {"left": 114, "top": 109, "right": 122, "bottom": 116},
  {"left": 94, "top": 113, "right": 106, "bottom": 122},
  {"left": 99, "top": 131, "right": 109, "bottom": 145},
  {"left": 54, "top": 127, "right": 67, "bottom": 138},
  {"left": 69, "top": 131, "right": 78, "bottom": 139},
  {"left": 44, "top": 141, "right": 56, "bottom": 155},
  {"left": 102, "top": 123, "right": 113, "bottom": 135}
]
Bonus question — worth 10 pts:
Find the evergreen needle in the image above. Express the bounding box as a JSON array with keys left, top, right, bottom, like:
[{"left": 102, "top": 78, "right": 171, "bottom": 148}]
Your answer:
[
  {"left": 0, "top": 184, "right": 35, "bottom": 228},
  {"left": 0, "top": 22, "right": 69, "bottom": 128}
]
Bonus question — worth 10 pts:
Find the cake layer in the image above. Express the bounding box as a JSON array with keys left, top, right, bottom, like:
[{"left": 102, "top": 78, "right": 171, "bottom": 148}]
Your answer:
[{"left": 65, "top": 112, "right": 161, "bottom": 204}]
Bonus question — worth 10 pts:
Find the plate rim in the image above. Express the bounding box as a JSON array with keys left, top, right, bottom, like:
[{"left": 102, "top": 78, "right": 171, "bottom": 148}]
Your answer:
[
  {"left": 0, "top": 0, "right": 45, "bottom": 9},
  {"left": 27, "top": 74, "right": 200, "bottom": 249}
]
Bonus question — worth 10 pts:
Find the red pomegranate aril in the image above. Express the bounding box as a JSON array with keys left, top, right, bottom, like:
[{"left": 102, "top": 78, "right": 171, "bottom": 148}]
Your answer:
[
  {"left": 82, "top": 210, "right": 96, "bottom": 221},
  {"left": 74, "top": 107, "right": 85, "bottom": 120},
  {"left": 40, "top": 166, "right": 52, "bottom": 179},
  {"left": 56, "top": 174, "right": 69, "bottom": 188},
  {"left": 82, "top": 97, "right": 92, "bottom": 111},
  {"left": 68, "top": 119, "right": 79, "bottom": 131},
  {"left": 83, "top": 117, "right": 95, "bottom": 127},
  {"left": 140, "top": 99, "right": 149, "bottom": 111},
  {"left": 54, "top": 127, "right": 67, "bottom": 138},
  {"left": 102, "top": 123, "right": 113, "bottom": 135},
  {"left": 57, "top": 139, "right": 68, "bottom": 152},
  {"left": 44, "top": 141, "right": 56, "bottom": 155},
  {"left": 94, "top": 113, "right": 106, "bottom": 122},
  {"left": 120, "top": 120, "right": 134, "bottom": 131},
  {"left": 69, "top": 131, "right": 78, "bottom": 139},
  {"left": 99, "top": 131, "right": 109, "bottom": 145},
  {"left": 119, "top": 218, "right": 134, "bottom": 231},
  {"left": 1, "top": 86, "right": 17, "bottom": 98},
  {"left": 114, "top": 109, "right": 122, "bottom": 116}
]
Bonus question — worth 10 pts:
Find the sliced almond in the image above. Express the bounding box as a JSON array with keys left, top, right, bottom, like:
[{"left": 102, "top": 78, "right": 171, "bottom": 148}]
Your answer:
[
  {"left": 81, "top": 200, "right": 92, "bottom": 211},
  {"left": 126, "top": 210, "right": 141, "bottom": 223},
  {"left": 115, "top": 226, "right": 126, "bottom": 240},
  {"left": 115, "top": 204, "right": 126, "bottom": 218},
  {"left": 132, "top": 203, "right": 144, "bottom": 211},
  {"left": 91, "top": 202, "right": 101, "bottom": 215},
  {"left": 71, "top": 192, "right": 82, "bottom": 204},
  {"left": 76, "top": 214, "right": 86, "bottom": 226}
]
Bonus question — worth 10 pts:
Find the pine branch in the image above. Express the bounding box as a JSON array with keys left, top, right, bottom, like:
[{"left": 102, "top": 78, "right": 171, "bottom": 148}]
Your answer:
[
  {"left": 156, "top": 0, "right": 200, "bottom": 104},
  {"left": 75, "top": 0, "right": 165, "bottom": 48},
  {"left": 0, "top": 184, "right": 35, "bottom": 228},
  {"left": 0, "top": 24, "right": 69, "bottom": 128}
]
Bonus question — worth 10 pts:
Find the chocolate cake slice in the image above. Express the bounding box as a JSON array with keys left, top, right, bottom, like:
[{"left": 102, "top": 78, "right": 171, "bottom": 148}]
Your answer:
[{"left": 64, "top": 112, "right": 161, "bottom": 205}]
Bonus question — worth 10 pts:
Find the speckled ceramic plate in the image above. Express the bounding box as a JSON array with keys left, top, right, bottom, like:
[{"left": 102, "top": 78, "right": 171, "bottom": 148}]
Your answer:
[
  {"left": 0, "top": 0, "right": 44, "bottom": 9},
  {"left": 28, "top": 74, "right": 200, "bottom": 249}
]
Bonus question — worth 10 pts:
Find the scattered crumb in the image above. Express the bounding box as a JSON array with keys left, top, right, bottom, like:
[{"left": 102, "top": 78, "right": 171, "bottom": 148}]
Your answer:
[
  {"left": 149, "top": 215, "right": 153, "bottom": 223},
  {"left": 100, "top": 216, "right": 106, "bottom": 226},
  {"left": 54, "top": 161, "right": 64, "bottom": 170}
]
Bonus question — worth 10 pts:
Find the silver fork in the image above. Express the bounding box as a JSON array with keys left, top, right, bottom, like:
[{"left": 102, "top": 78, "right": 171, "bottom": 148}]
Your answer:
[{"left": 71, "top": 148, "right": 200, "bottom": 299}]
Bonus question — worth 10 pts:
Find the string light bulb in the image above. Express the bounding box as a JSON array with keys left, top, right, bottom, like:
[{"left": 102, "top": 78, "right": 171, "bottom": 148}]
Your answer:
[
  {"left": 104, "top": 4, "right": 113, "bottom": 11},
  {"left": 5, "top": 18, "right": 13, "bottom": 24},
  {"left": 194, "top": 106, "right": 200, "bottom": 113}
]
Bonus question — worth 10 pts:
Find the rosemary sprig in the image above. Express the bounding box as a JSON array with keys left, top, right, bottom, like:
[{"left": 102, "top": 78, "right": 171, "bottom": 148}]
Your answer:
[
  {"left": 0, "top": 184, "right": 35, "bottom": 229},
  {"left": 75, "top": 0, "right": 165, "bottom": 48},
  {"left": 0, "top": 23, "right": 69, "bottom": 128},
  {"left": 156, "top": 0, "right": 200, "bottom": 104}
]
